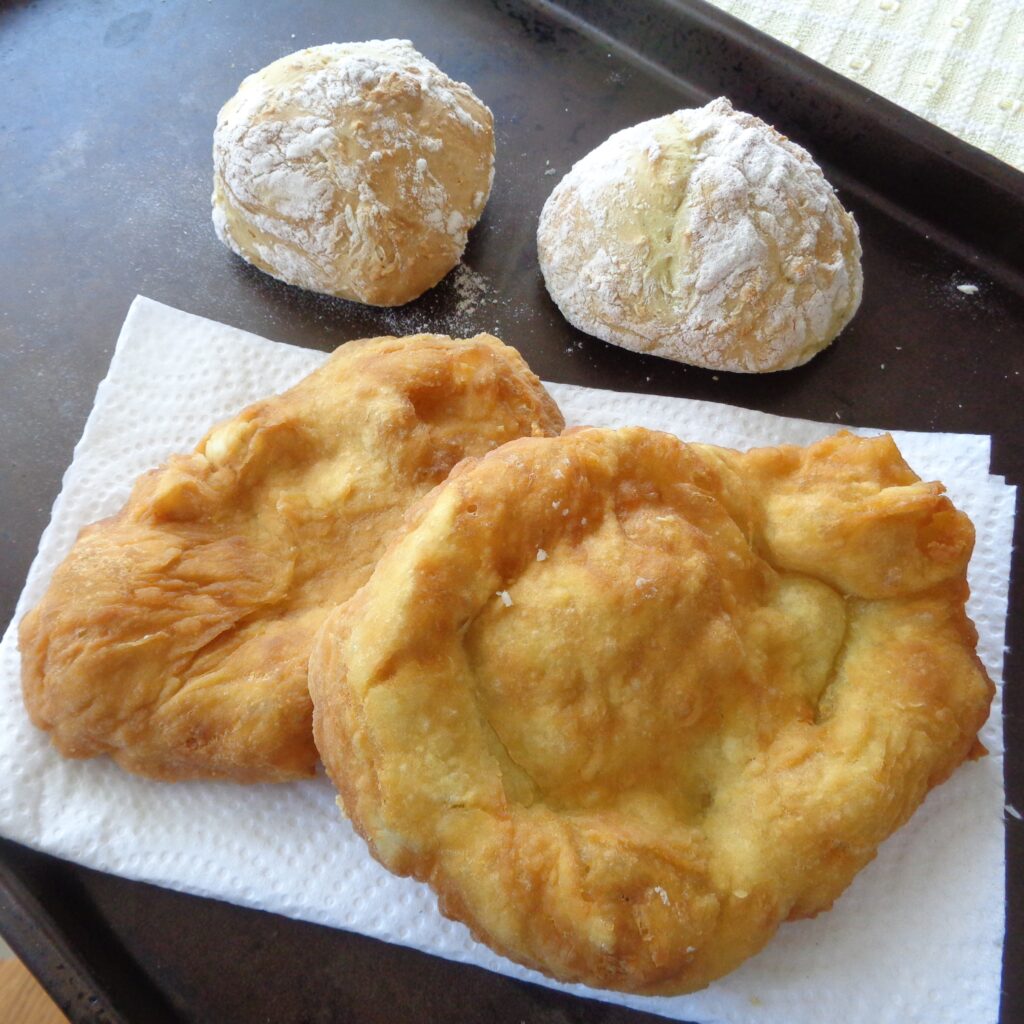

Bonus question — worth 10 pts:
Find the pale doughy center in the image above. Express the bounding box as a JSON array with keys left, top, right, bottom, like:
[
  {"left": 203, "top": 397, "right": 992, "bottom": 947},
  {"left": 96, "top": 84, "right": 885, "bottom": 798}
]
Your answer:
[{"left": 465, "top": 490, "right": 847, "bottom": 826}]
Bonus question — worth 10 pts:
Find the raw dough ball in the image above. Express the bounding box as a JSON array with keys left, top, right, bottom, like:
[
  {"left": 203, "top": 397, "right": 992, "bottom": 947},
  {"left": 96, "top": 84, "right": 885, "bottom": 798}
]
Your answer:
[
  {"left": 537, "top": 98, "right": 862, "bottom": 372},
  {"left": 212, "top": 40, "right": 495, "bottom": 306}
]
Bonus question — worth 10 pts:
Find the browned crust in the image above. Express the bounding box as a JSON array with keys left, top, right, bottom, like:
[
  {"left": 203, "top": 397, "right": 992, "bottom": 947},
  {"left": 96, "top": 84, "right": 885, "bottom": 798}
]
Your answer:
[
  {"left": 310, "top": 428, "right": 993, "bottom": 994},
  {"left": 20, "top": 333, "right": 563, "bottom": 782}
]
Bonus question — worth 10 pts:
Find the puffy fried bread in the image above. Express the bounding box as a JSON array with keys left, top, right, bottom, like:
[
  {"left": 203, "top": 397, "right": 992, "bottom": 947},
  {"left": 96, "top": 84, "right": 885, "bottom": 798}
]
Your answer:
[
  {"left": 309, "top": 428, "right": 993, "bottom": 994},
  {"left": 20, "top": 334, "right": 563, "bottom": 782}
]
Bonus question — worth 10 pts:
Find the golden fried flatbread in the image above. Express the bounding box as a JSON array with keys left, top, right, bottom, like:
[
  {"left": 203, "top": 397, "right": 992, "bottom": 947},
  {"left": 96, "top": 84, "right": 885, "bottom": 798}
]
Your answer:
[
  {"left": 309, "top": 428, "right": 993, "bottom": 994},
  {"left": 20, "top": 334, "right": 563, "bottom": 782}
]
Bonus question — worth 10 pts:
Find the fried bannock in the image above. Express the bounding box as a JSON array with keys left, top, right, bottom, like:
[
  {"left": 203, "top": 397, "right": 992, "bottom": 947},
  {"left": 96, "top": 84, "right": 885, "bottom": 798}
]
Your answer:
[
  {"left": 19, "top": 334, "right": 563, "bottom": 782},
  {"left": 309, "top": 428, "right": 993, "bottom": 994}
]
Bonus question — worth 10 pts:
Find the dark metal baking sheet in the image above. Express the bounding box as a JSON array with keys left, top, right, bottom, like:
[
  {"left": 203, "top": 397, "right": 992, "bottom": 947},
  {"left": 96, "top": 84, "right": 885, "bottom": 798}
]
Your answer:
[{"left": 1, "top": 0, "right": 1021, "bottom": 1021}]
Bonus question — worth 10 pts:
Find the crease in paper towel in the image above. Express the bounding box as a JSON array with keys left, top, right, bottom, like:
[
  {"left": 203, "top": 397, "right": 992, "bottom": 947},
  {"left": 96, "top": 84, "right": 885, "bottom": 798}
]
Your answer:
[{"left": 0, "top": 296, "right": 1011, "bottom": 1024}]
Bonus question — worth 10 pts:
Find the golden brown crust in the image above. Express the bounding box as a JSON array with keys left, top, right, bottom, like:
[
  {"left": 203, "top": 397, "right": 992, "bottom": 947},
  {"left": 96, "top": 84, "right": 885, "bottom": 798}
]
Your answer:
[
  {"left": 19, "top": 333, "right": 563, "bottom": 782},
  {"left": 309, "top": 428, "right": 993, "bottom": 993}
]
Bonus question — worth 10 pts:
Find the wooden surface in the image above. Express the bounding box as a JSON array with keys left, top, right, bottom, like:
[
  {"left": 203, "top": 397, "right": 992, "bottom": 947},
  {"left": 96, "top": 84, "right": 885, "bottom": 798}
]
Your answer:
[{"left": 0, "top": 959, "right": 68, "bottom": 1024}]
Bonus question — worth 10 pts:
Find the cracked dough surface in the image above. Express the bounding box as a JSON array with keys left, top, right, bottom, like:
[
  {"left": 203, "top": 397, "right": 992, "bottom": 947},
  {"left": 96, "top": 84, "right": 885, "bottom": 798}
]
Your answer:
[
  {"left": 212, "top": 40, "right": 495, "bottom": 306},
  {"left": 19, "top": 333, "right": 562, "bottom": 783},
  {"left": 310, "top": 428, "right": 992, "bottom": 994},
  {"left": 537, "top": 98, "right": 862, "bottom": 372}
]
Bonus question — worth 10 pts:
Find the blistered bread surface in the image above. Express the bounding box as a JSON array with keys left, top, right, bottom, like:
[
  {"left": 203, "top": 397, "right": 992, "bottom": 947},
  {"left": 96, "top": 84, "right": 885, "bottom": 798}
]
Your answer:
[
  {"left": 19, "top": 334, "right": 563, "bottom": 782},
  {"left": 310, "top": 428, "right": 992, "bottom": 993},
  {"left": 538, "top": 98, "right": 863, "bottom": 372},
  {"left": 212, "top": 40, "right": 495, "bottom": 306}
]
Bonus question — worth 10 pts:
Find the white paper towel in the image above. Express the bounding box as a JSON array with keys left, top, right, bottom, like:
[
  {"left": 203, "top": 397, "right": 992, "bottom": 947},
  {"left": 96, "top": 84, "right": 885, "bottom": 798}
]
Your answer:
[{"left": 0, "top": 296, "right": 1013, "bottom": 1024}]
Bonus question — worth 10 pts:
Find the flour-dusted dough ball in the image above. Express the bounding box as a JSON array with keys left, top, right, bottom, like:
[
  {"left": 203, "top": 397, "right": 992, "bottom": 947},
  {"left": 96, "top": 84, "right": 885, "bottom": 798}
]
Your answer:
[
  {"left": 212, "top": 40, "right": 495, "bottom": 306},
  {"left": 537, "top": 98, "right": 862, "bottom": 372}
]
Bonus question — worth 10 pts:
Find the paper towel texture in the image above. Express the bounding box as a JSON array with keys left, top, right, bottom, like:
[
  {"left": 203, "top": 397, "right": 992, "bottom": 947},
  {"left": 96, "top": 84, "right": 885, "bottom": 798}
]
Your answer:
[
  {"left": 0, "top": 297, "right": 1012, "bottom": 1023},
  {"left": 704, "top": 0, "right": 1024, "bottom": 173}
]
